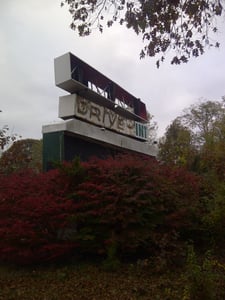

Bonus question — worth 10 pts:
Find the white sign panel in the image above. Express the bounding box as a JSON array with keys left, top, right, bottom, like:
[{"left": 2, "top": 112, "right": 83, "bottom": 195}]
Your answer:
[{"left": 59, "top": 94, "right": 148, "bottom": 140}]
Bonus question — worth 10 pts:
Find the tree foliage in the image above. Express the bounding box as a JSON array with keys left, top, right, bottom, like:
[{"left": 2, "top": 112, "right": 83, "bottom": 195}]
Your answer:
[
  {"left": 0, "top": 139, "right": 42, "bottom": 174},
  {"left": 158, "top": 98, "right": 225, "bottom": 253},
  {"left": 178, "top": 98, "right": 225, "bottom": 180},
  {"left": 158, "top": 118, "right": 196, "bottom": 168},
  {"left": 179, "top": 98, "right": 225, "bottom": 146},
  {"left": 159, "top": 97, "right": 225, "bottom": 181},
  {"left": 61, "top": 0, "right": 224, "bottom": 66}
]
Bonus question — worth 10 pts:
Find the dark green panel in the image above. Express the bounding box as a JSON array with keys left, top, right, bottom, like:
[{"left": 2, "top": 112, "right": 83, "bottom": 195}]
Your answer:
[{"left": 42, "top": 131, "right": 64, "bottom": 171}]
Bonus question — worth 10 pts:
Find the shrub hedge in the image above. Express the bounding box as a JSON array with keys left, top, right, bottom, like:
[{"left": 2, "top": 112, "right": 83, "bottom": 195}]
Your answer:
[{"left": 0, "top": 154, "right": 210, "bottom": 265}]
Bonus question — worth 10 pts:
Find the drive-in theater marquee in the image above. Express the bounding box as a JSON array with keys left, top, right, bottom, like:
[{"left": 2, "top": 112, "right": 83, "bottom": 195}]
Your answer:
[{"left": 42, "top": 52, "right": 157, "bottom": 170}]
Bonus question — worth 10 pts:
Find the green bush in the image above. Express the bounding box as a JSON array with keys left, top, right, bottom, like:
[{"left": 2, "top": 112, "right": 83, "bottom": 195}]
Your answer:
[
  {"left": 183, "top": 245, "right": 225, "bottom": 300},
  {"left": 202, "top": 184, "right": 225, "bottom": 248}
]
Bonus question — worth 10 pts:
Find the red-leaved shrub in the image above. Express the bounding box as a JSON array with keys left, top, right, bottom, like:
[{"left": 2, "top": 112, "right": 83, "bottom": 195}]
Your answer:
[
  {"left": 0, "top": 169, "right": 78, "bottom": 265},
  {"left": 0, "top": 154, "right": 202, "bottom": 265}
]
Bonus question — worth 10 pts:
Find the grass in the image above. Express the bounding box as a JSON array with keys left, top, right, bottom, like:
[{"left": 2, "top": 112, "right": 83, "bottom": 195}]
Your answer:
[
  {"left": 1, "top": 254, "right": 225, "bottom": 300},
  {"left": 0, "top": 262, "right": 184, "bottom": 300}
]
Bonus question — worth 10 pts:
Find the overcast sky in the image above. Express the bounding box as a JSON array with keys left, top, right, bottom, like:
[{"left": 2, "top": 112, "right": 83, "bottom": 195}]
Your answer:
[{"left": 1, "top": 0, "right": 225, "bottom": 140}]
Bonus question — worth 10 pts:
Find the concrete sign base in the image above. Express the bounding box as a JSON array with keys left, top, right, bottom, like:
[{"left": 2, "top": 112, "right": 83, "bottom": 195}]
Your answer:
[{"left": 42, "top": 119, "right": 157, "bottom": 170}]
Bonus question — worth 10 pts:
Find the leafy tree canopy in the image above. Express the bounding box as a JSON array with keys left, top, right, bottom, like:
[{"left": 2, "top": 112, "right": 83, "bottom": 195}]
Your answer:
[
  {"left": 0, "top": 139, "right": 42, "bottom": 174},
  {"left": 158, "top": 118, "right": 196, "bottom": 168},
  {"left": 178, "top": 98, "right": 225, "bottom": 146},
  {"left": 61, "top": 0, "right": 224, "bottom": 67},
  {"left": 159, "top": 97, "right": 225, "bottom": 179}
]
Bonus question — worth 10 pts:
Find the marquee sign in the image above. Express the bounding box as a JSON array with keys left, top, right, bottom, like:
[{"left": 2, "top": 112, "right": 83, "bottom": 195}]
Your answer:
[{"left": 42, "top": 52, "right": 156, "bottom": 171}]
